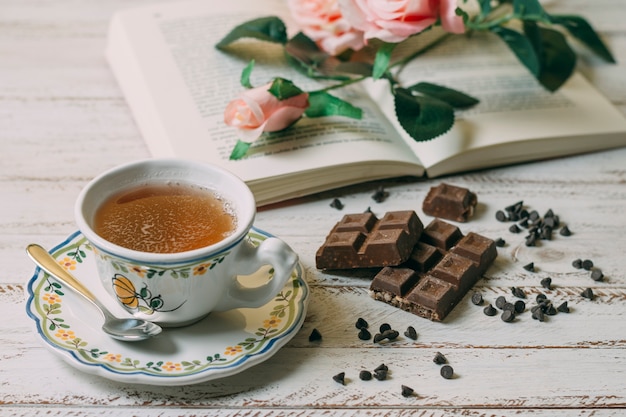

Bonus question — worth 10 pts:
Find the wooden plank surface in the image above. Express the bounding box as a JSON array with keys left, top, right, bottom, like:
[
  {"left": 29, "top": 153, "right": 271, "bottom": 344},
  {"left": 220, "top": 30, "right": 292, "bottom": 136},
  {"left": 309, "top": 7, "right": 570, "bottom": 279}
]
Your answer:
[{"left": 1, "top": 0, "right": 625, "bottom": 415}]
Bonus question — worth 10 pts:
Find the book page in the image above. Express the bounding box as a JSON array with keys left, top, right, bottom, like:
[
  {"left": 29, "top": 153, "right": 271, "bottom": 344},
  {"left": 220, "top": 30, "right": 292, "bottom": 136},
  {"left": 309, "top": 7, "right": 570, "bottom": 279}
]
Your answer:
[
  {"left": 105, "top": 0, "right": 424, "bottom": 188},
  {"left": 364, "top": 31, "right": 626, "bottom": 176}
]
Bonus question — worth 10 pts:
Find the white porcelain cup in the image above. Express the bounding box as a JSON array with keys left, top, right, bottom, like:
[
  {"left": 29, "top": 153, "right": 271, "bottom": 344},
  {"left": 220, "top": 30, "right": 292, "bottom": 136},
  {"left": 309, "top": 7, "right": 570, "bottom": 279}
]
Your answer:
[{"left": 74, "top": 158, "right": 298, "bottom": 327}]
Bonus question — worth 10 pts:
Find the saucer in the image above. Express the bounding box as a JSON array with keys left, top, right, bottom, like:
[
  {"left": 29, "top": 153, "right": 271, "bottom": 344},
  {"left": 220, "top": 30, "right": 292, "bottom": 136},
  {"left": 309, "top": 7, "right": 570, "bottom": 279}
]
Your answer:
[{"left": 25, "top": 228, "right": 308, "bottom": 386}]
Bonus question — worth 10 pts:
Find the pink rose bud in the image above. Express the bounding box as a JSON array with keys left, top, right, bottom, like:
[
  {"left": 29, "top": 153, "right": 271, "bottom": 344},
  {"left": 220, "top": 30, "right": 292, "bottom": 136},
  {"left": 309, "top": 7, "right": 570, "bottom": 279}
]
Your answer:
[{"left": 224, "top": 83, "right": 309, "bottom": 142}]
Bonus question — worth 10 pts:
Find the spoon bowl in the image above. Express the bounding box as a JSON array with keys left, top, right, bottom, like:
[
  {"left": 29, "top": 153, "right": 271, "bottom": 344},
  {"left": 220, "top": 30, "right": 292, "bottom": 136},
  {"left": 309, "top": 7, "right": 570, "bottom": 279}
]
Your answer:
[{"left": 26, "top": 243, "right": 162, "bottom": 342}]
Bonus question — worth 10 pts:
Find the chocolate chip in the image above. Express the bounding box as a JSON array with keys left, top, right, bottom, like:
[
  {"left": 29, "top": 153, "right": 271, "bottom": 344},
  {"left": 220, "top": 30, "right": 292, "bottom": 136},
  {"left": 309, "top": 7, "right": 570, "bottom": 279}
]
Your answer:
[
  {"left": 471, "top": 292, "right": 484, "bottom": 305},
  {"left": 483, "top": 304, "right": 497, "bottom": 316},
  {"left": 495, "top": 238, "right": 506, "bottom": 247},
  {"left": 373, "top": 333, "right": 385, "bottom": 343},
  {"left": 501, "top": 310, "right": 515, "bottom": 322},
  {"left": 502, "top": 302, "right": 515, "bottom": 312},
  {"left": 404, "top": 326, "right": 418, "bottom": 340},
  {"left": 581, "top": 288, "right": 595, "bottom": 300},
  {"left": 374, "top": 369, "right": 388, "bottom": 381},
  {"left": 495, "top": 296, "right": 507, "bottom": 309},
  {"left": 355, "top": 317, "right": 369, "bottom": 329},
  {"left": 559, "top": 225, "right": 572, "bottom": 236},
  {"left": 379, "top": 323, "right": 392, "bottom": 333},
  {"left": 330, "top": 198, "right": 344, "bottom": 210},
  {"left": 495, "top": 210, "right": 507, "bottom": 222},
  {"left": 382, "top": 329, "right": 400, "bottom": 341},
  {"left": 536, "top": 293, "right": 547, "bottom": 303},
  {"left": 433, "top": 352, "right": 447, "bottom": 365},
  {"left": 309, "top": 328, "right": 322, "bottom": 342},
  {"left": 509, "top": 224, "right": 521, "bottom": 233},
  {"left": 532, "top": 307, "right": 545, "bottom": 321},
  {"left": 358, "top": 328, "right": 372, "bottom": 341},
  {"left": 372, "top": 186, "right": 389, "bottom": 203},
  {"left": 590, "top": 269, "right": 604, "bottom": 282},
  {"left": 540, "top": 277, "right": 552, "bottom": 290},
  {"left": 545, "top": 304, "right": 557, "bottom": 316},
  {"left": 401, "top": 385, "right": 415, "bottom": 397},
  {"left": 582, "top": 259, "right": 594, "bottom": 271},
  {"left": 440, "top": 365, "right": 454, "bottom": 379},
  {"left": 557, "top": 301, "right": 570, "bottom": 313},
  {"left": 523, "top": 262, "right": 535, "bottom": 272},
  {"left": 359, "top": 370, "right": 372, "bottom": 381},
  {"left": 572, "top": 258, "right": 583, "bottom": 269},
  {"left": 525, "top": 234, "right": 537, "bottom": 247},
  {"left": 514, "top": 300, "right": 526, "bottom": 314},
  {"left": 374, "top": 363, "right": 388, "bottom": 372},
  {"left": 511, "top": 286, "right": 526, "bottom": 299},
  {"left": 333, "top": 372, "right": 346, "bottom": 385}
]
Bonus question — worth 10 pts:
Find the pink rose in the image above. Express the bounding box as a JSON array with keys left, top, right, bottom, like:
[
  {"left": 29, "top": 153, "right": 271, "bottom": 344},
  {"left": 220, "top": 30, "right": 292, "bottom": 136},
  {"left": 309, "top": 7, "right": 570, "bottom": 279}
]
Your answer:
[
  {"left": 339, "top": 0, "right": 465, "bottom": 44},
  {"left": 224, "top": 83, "right": 309, "bottom": 142},
  {"left": 288, "top": 0, "right": 365, "bottom": 55}
]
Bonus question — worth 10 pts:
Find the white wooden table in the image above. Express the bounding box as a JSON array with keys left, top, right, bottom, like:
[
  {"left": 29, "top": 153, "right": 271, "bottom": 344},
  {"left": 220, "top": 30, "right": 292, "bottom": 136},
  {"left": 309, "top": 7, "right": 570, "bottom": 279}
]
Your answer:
[{"left": 2, "top": 0, "right": 625, "bottom": 415}]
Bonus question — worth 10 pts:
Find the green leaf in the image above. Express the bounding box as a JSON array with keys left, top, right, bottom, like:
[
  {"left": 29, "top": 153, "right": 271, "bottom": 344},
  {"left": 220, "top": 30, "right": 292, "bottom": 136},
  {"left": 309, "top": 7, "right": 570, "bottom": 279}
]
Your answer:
[
  {"left": 394, "top": 88, "right": 454, "bottom": 142},
  {"left": 334, "top": 61, "right": 374, "bottom": 76},
  {"left": 476, "top": 0, "right": 492, "bottom": 18},
  {"left": 216, "top": 16, "right": 287, "bottom": 49},
  {"left": 305, "top": 91, "right": 362, "bottom": 119},
  {"left": 240, "top": 60, "right": 255, "bottom": 88},
  {"left": 407, "top": 82, "right": 479, "bottom": 109},
  {"left": 372, "top": 42, "right": 396, "bottom": 80},
  {"left": 229, "top": 140, "right": 251, "bottom": 160},
  {"left": 268, "top": 78, "right": 304, "bottom": 100},
  {"left": 492, "top": 26, "right": 540, "bottom": 77},
  {"left": 524, "top": 22, "right": 577, "bottom": 91},
  {"left": 550, "top": 14, "right": 615, "bottom": 63},
  {"left": 512, "top": 0, "right": 550, "bottom": 23}
]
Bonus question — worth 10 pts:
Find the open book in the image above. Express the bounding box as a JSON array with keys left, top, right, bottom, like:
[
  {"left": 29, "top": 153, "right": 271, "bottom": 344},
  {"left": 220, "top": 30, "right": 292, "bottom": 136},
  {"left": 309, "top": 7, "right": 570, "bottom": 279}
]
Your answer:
[{"left": 105, "top": 0, "right": 626, "bottom": 206}]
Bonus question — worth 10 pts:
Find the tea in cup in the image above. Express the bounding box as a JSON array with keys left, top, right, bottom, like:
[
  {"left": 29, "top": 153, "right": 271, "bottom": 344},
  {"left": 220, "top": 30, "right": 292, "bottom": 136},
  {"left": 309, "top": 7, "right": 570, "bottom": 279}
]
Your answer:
[{"left": 74, "top": 158, "right": 298, "bottom": 327}]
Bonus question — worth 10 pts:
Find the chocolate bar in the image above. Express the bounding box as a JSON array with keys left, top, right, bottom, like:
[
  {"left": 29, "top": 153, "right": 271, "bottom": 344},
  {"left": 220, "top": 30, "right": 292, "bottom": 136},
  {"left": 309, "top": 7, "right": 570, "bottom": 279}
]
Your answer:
[
  {"left": 370, "top": 219, "right": 496, "bottom": 321},
  {"left": 422, "top": 183, "right": 477, "bottom": 222},
  {"left": 315, "top": 211, "right": 423, "bottom": 269}
]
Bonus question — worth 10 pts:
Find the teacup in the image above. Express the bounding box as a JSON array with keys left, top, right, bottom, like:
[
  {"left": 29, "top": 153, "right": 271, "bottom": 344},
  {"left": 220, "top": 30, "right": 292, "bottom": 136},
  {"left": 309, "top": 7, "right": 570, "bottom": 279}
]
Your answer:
[{"left": 74, "top": 158, "right": 298, "bottom": 327}]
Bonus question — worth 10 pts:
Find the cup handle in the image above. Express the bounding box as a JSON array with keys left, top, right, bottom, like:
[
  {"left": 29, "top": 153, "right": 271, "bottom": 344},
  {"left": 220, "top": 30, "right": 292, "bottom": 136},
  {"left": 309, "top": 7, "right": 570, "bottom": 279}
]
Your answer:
[{"left": 215, "top": 237, "right": 298, "bottom": 311}]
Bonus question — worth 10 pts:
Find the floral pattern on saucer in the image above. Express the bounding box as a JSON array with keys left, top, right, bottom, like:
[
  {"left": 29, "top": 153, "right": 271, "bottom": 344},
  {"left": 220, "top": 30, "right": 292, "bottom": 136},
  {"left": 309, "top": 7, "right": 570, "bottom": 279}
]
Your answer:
[{"left": 26, "top": 228, "right": 308, "bottom": 385}]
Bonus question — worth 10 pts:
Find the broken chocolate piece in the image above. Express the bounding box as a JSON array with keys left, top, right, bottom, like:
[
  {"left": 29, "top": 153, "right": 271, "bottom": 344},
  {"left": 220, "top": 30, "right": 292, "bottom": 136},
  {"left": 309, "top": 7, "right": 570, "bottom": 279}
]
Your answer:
[
  {"left": 369, "top": 218, "right": 496, "bottom": 322},
  {"left": 422, "top": 183, "right": 477, "bottom": 222},
  {"left": 316, "top": 211, "right": 423, "bottom": 269}
]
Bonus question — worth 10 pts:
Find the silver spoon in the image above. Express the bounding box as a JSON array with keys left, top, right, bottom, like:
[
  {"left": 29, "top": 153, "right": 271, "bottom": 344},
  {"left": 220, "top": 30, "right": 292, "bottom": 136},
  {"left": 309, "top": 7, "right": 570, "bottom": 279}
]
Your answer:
[{"left": 26, "top": 243, "right": 162, "bottom": 342}]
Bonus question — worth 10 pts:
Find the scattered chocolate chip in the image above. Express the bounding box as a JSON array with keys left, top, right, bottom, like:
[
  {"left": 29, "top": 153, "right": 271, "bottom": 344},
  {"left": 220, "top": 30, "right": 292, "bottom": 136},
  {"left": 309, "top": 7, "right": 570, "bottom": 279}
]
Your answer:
[
  {"left": 373, "top": 333, "right": 385, "bottom": 343},
  {"left": 523, "top": 262, "right": 535, "bottom": 272},
  {"left": 501, "top": 309, "right": 515, "bottom": 323},
  {"left": 511, "top": 287, "right": 526, "bottom": 299},
  {"left": 495, "top": 210, "right": 507, "bottom": 222},
  {"left": 514, "top": 300, "right": 526, "bottom": 314},
  {"left": 374, "top": 369, "right": 388, "bottom": 381},
  {"left": 559, "top": 225, "right": 572, "bottom": 236},
  {"left": 355, "top": 317, "right": 368, "bottom": 329},
  {"left": 379, "top": 323, "right": 392, "bottom": 333},
  {"left": 590, "top": 269, "right": 604, "bottom": 282},
  {"left": 545, "top": 304, "right": 557, "bottom": 316},
  {"left": 502, "top": 302, "right": 516, "bottom": 312},
  {"left": 471, "top": 292, "right": 484, "bottom": 306},
  {"left": 495, "top": 238, "right": 506, "bottom": 247},
  {"left": 372, "top": 186, "right": 389, "bottom": 203},
  {"left": 330, "top": 198, "right": 344, "bottom": 210},
  {"left": 309, "top": 328, "right": 322, "bottom": 342},
  {"left": 382, "top": 329, "right": 400, "bottom": 341},
  {"left": 358, "top": 328, "right": 372, "bottom": 341},
  {"left": 572, "top": 259, "right": 583, "bottom": 269},
  {"left": 582, "top": 259, "right": 594, "bottom": 271},
  {"left": 540, "top": 277, "right": 552, "bottom": 290},
  {"left": 433, "top": 352, "right": 447, "bottom": 365},
  {"left": 495, "top": 296, "right": 507, "bottom": 309},
  {"left": 532, "top": 307, "right": 545, "bottom": 322},
  {"left": 509, "top": 224, "right": 521, "bottom": 233},
  {"left": 581, "top": 288, "right": 595, "bottom": 300},
  {"left": 404, "top": 326, "right": 418, "bottom": 340},
  {"left": 401, "top": 385, "right": 415, "bottom": 397},
  {"left": 557, "top": 301, "right": 570, "bottom": 313},
  {"left": 440, "top": 365, "right": 454, "bottom": 379},
  {"left": 483, "top": 304, "right": 497, "bottom": 316},
  {"left": 536, "top": 293, "right": 547, "bottom": 303},
  {"left": 359, "top": 370, "right": 372, "bottom": 381},
  {"left": 525, "top": 234, "right": 537, "bottom": 247},
  {"left": 333, "top": 372, "right": 346, "bottom": 385},
  {"left": 374, "top": 363, "right": 388, "bottom": 372}
]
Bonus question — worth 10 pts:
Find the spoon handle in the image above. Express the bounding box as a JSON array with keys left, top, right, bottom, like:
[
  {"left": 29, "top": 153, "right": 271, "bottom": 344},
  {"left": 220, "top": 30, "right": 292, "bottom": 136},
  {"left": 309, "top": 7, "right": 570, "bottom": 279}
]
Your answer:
[{"left": 26, "top": 243, "right": 98, "bottom": 305}]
